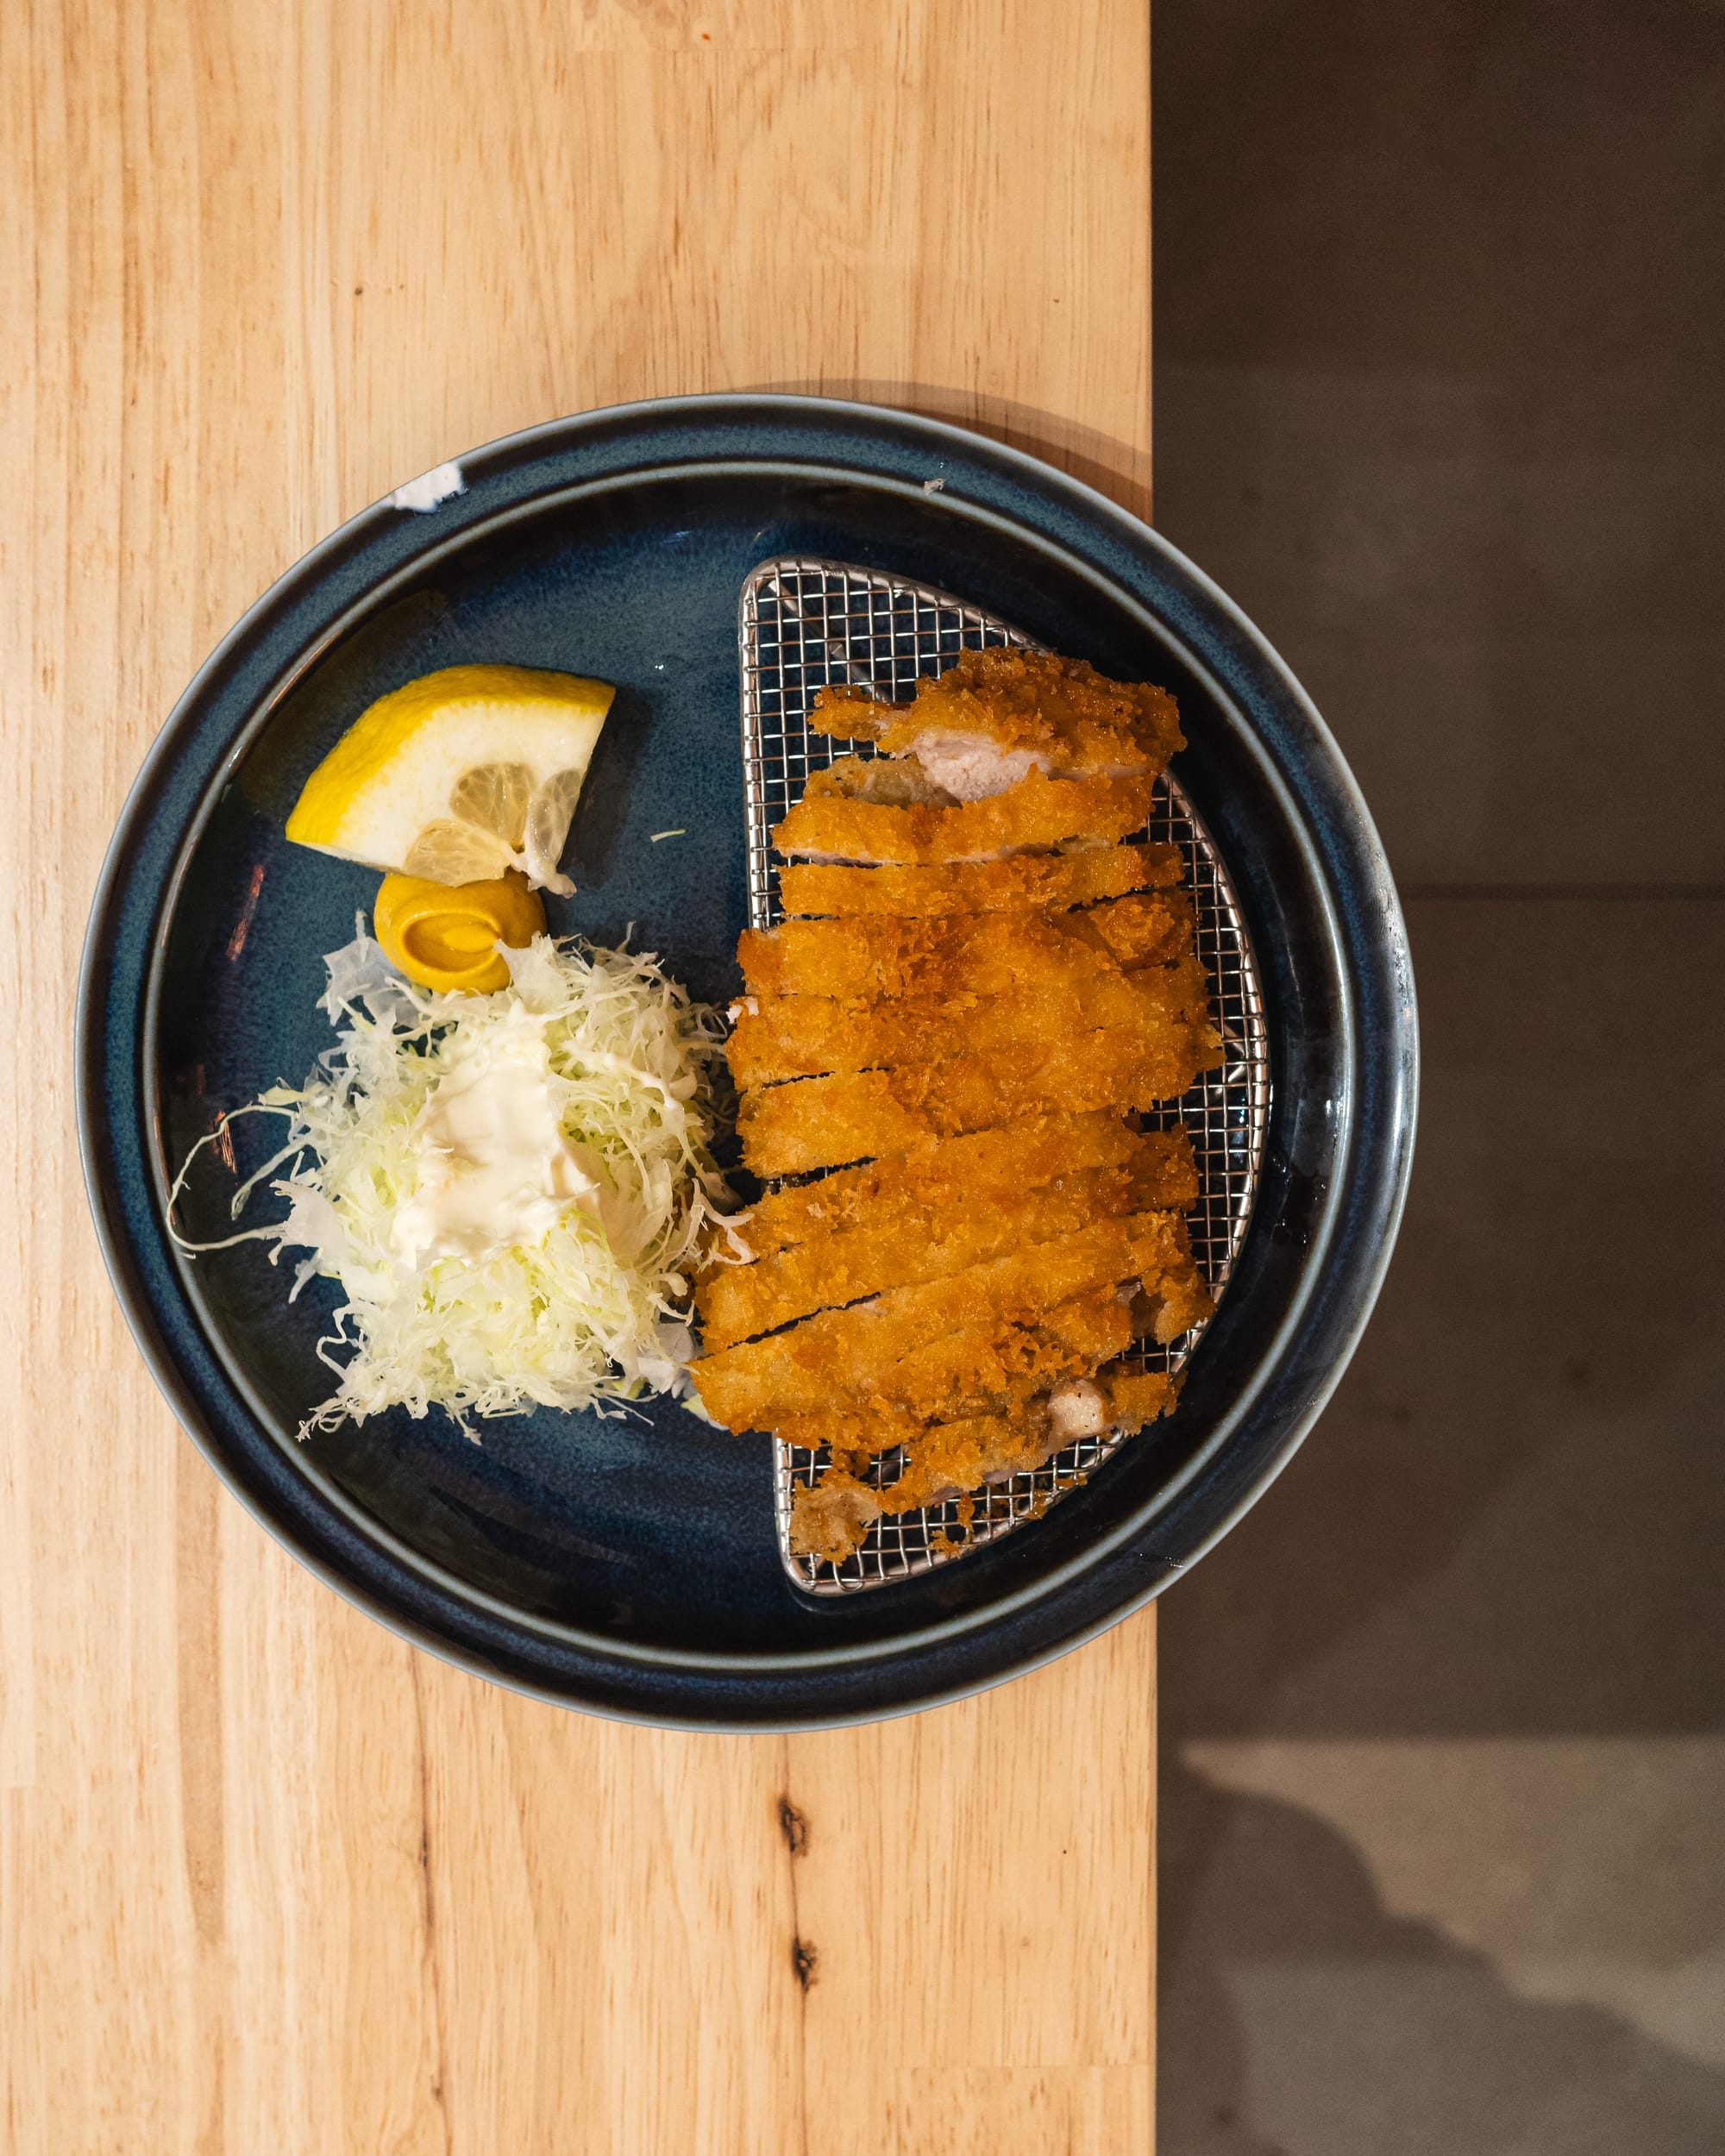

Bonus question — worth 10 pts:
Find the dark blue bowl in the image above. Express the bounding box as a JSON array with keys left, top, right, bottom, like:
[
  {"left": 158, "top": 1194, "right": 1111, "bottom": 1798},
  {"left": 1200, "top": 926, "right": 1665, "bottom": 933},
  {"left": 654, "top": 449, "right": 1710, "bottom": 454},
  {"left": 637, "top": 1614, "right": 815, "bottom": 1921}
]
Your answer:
[{"left": 76, "top": 394, "right": 1416, "bottom": 1728}]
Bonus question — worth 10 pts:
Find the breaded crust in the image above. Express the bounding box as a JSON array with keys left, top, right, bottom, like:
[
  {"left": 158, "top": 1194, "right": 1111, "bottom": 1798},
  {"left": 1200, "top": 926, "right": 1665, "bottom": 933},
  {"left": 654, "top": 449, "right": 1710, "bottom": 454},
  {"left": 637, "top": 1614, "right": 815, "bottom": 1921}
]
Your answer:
[
  {"left": 727, "top": 954, "right": 1216, "bottom": 1088},
  {"left": 719, "top": 645, "right": 1216, "bottom": 1562},
  {"left": 787, "top": 1363, "right": 1182, "bottom": 1565},
  {"left": 697, "top": 1129, "right": 1199, "bottom": 1352},
  {"left": 731, "top": 1111, "right": 1146, "bottom": 1260},
  {"left": 779, "top": 1363, "right": 1182, "bottom": 1476},
  {"left": 737, "top": 888, "right": 1193, "bottom": 1001},
  {"left": 777, "top": 841, "right": 1182, "bottom": 918},
  {"left": 737, "top": 1021, "right": 1225, "bottom": 1176},
  {"left": 689, "top": 1210, "right": 1195, "bottom": 1432},
  {"left": 772, "top": 768, "right": 1157, "bottom": 864},
  {"left": 811, "top": 649, "right": 1184, "bottom": 778},
  {"left": 706, "top": 1289, "right": 1138, "bottom": 1445}
]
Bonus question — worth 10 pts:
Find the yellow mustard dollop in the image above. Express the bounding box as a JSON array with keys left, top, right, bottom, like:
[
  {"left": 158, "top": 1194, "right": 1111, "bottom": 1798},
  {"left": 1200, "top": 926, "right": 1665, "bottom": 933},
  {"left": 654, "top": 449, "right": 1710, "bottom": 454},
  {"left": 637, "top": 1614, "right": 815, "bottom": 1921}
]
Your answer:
[{"left": 373, "top": 869, "right": 546, "bottom": 995}]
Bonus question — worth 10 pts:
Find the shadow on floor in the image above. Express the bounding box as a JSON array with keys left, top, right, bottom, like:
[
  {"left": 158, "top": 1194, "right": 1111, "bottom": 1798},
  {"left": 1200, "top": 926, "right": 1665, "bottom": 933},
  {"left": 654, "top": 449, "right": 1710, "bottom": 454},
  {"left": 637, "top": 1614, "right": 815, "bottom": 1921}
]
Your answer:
[
  {"left": 1151, "top": 900, "right": 1725, "bottom": 2148},
  {"left": 1151, "top": 3, "right": 1725, "bottom": 2141},
  {"left": 1158, "top": 1755, "right": 1725, "bottom": 2155}
]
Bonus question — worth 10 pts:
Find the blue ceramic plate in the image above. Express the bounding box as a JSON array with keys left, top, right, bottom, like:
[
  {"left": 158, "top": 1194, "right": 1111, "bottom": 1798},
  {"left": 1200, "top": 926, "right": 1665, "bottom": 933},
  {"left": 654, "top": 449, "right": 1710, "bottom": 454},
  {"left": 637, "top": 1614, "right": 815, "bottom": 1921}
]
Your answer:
[{"left": 77, "top": 395, "right": 1416, "bottom": 1728}]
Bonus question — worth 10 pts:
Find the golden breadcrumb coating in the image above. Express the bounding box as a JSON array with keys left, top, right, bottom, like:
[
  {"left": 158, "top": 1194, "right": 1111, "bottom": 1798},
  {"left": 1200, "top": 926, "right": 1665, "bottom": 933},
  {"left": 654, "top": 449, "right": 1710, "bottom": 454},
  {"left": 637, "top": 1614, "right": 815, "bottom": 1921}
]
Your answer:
[
  {"left": 812, "top": 648, "right": 1183, "bottom": 780},
  {"left": 737, "top": 889, "right": 1193, "bottom": 1001},
  {"left": 776, "top": 1359, "right": 1181, "bottom": 1471},
  {"left": 772, "top": 768, "right": 1157, "bottom": 865},
  {"left": 776, "top": 841, "right": 1181, "bottom": 918},
  {"left": 726, "top": 954, "right": 1215, "bottom": 1088},
  {"left": 712, "top": 645, "right": 1217, "bottom": 1564},
  {"left": 733, "top": 1111, "right": 1145, "bottom": 1259},
  {"left": 787, "top": 1364, "right": 1182, "bottom": 1565},
  {"left": 689, "top": 1210, "right": 1196, "bottom": 1432},
  {"left": 736, "top": 1018, "right": 1224, "bottom": 1176},
  {"left": 697, "top": 1128, "right": 1198, "bottom": 1352}
]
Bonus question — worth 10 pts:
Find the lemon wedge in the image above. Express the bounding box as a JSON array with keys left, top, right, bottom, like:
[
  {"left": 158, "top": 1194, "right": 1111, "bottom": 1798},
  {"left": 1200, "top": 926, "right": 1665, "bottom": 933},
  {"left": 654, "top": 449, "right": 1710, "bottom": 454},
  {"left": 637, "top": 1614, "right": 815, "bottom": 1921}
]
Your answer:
[
  {"left": 285, "top": 664, "right": 613, "bottom": 895},
  {"left": 373, "top": 870, "right": 546, "bottom": 995}
]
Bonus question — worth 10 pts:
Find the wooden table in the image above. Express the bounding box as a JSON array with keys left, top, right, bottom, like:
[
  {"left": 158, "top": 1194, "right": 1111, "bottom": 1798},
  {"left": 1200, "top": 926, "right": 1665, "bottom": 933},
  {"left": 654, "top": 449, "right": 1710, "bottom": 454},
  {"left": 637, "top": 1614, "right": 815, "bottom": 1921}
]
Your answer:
[{"left": 2, "top": 5, "right": 1157, "bottom": 2148}]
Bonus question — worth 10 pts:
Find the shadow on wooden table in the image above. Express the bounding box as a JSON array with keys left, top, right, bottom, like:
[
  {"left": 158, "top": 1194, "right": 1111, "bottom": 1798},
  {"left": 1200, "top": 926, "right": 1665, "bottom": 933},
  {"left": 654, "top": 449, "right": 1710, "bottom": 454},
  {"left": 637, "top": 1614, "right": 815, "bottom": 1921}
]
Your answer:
[{"left": 748, "top": 377, "right": 1154, "bottom": 519}]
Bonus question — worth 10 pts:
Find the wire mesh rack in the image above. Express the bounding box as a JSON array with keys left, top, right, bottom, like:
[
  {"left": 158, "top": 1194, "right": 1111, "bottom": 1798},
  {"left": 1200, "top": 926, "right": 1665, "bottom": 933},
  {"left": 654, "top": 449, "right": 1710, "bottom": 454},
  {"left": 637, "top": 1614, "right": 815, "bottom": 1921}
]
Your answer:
[{"left": 737, "top": 557, "right": 1271, "bottom": 1594}]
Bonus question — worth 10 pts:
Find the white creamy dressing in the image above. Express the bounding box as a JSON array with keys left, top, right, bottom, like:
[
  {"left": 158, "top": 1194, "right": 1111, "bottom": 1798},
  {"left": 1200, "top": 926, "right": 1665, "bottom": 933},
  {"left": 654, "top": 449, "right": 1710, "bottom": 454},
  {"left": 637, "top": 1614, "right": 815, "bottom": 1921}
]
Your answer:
[{"left": 391, "top": 1002, "right": 603, "bottom": 1268}]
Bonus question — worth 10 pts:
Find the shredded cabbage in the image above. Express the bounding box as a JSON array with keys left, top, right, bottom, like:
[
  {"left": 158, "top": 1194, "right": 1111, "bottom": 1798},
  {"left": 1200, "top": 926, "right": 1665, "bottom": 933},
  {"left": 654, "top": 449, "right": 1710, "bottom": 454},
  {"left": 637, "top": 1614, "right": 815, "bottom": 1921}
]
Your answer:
[{"left": 172, "top": 927, "right": 737, "bottom": 1438}]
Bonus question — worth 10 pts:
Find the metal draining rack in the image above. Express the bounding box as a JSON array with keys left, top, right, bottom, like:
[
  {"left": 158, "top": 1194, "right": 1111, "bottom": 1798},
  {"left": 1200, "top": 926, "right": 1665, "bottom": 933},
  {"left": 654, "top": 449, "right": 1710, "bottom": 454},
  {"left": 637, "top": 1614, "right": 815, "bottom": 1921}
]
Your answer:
[{"left": 737, "top": 557, "right": 1271, "bottom": 1594}]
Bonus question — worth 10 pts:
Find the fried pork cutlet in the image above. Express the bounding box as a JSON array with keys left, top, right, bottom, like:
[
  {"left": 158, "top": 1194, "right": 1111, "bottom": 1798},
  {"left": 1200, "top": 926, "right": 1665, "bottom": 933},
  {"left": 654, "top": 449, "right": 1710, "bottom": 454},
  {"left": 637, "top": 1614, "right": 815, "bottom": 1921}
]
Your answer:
[
  {"left": 787, "top": 1364, "right": 1182, "bottom": 1566},
  {"left": 812, "top": 648, "right": 1184, "bottom": 799},
  {"left": 689, "top": 1210, "right": 1198, "bottom": 1433},
  {"left": 776, "top": 841, "right": 1181, "bottom": 919},
  {"left": 735, "top": 1110, "right": 1146, "bottom": 1259},
  {"left": 697, "top": 1127, "right": 1198, "bottom": 1352},
  {"left": 775, "top": 1362, "right": 1182, "bottom": 1473},
  {"left": 727, "top": 954, "right": 1215, "bottom": 1089},
  {"left": 737, "top": 1019, "right": 1225, "bottom": 1177},
  {"left": 801, "top": 755, "right": 955, "bottom": 806},
  {"left": 825, "top": 1289, "right": 1139, "bottom": 1432},
  {"left": 710, "top": 1289, "right": 1135, "bottom": 1451},
  {"left": 737, "top": 888, "right": 1193, "bottom": 1002},
  {"left": 700, "top": 1158, "right": 1139, "bottom": 1351},
  {"left": 724, "top": 643, "right": 1220, "bottom": 1564},
  {"left": 772, "top": 768, "right": 1156, "bottom": 865}
]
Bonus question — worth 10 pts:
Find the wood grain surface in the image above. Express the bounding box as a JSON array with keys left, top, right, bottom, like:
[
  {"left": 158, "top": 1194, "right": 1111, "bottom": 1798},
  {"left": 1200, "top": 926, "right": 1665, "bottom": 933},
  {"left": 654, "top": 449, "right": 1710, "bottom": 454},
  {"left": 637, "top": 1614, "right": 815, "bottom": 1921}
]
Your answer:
[{"left": 1, "top": 3, "right": 1156, "bottom": 2149}]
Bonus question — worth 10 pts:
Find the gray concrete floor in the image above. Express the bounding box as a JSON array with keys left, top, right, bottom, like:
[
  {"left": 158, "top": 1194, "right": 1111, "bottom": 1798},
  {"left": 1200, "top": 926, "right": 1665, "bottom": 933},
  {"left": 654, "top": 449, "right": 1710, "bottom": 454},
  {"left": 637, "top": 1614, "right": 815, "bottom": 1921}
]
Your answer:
[{"left": 1151, "top": 4, "right": 1725, "bottom": 2149}]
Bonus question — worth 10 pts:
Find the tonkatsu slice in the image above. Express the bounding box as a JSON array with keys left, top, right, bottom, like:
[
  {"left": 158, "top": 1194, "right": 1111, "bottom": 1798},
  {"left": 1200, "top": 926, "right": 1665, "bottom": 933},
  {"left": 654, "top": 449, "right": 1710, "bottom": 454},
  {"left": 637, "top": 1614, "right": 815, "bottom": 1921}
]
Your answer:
[
  {"left": 772, "top": 768, "right": 1157, "bottom": 865},
  {"left": 776, "top": 841, "right": 1182, "bottom": 919},
  {"left": 737, "top": 1020, "right": 1225, "bottom": 1176},
  {"left": 787, "top": 1363, "right": 1182, "bottom": 1565},
  {"left": 811, "top": 648, "right": 1183, "bottom": 799},
  {"left": 731, "top": 1111, "right": 1148, "bottom": 1260},
  {"left": 726, "top": 954, "right": 1215, "bottom": 1089},
  {"left": 697, "top": 1127, "right": 1197, "bottom": 1352},
  {"left": 737, "top": 888, "right": 1194, "bottom": 1002},
  {"left": 690, "top": 1210, "right": 1201, "bottom": 1432}
]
